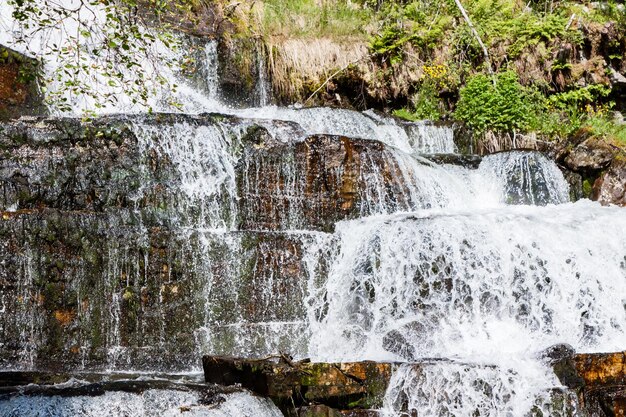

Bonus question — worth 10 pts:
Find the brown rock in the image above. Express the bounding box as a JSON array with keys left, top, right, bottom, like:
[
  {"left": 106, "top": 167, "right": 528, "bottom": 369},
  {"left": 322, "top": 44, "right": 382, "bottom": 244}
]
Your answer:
[
  {"left": 565, "top": 351, "right": 626, "bottom": 417},
  {"left": 202, "top": 356, "right": 393, "bottom": 414},
  {"left": 563, "top": 137, "right": 616, "bottom": 172},
  {"left": 0, "top": 45, "right": 45, "bottom": 120},
  {"left": 574, "top": 351, "right": 626, "bottom": 387},
  {"left": 53, "top": 310, "right": 76, "bottom": 327},
  {"left": 593, "top": 157, "right": 626, "bottom": 206},
  {"left": 238, "top": 134, "right": 419, "bottom": 232}
]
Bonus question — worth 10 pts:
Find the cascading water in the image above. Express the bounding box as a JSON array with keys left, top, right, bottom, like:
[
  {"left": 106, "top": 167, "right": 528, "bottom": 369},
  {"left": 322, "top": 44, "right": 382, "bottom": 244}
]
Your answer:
[
  {"left": 305, "top": 202, "right": 626, "bottom": 414},
  {"left": 1, "top": 4, "right": 626, "bottom": 417}
]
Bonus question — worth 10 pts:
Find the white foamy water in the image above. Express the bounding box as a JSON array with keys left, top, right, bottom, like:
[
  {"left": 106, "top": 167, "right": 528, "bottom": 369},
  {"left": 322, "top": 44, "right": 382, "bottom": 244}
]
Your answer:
[
  {"left": 382, "top": 362, "right": 579, "bottom": 417},
  {"left": 307, "top": 201, "right": 626, "bottom": 362},
  {"left": 301, "top": 200, "right": 625, "bottom": 416},
  {"left": 1, "top": 1, "right": 456, "bottom": 153},
  {"left": 232, "top": 106, "right": 456, "bottom": 154},
  {"left": 0, "top": 390, "right": 283, "bottom": 417},
  {"left": 131, "top": 119, "right": 238, "bottom": 230},
  {"left": 479, "top": 151, "right": 571, "bottom": 205}
]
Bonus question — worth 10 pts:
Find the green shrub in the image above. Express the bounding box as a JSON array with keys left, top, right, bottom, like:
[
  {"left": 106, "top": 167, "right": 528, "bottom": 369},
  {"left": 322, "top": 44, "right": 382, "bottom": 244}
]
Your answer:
[
  {"left": 549, "top": 84, "right": 612, "bottom": 112},
  {"left": 392, "top": 108, "right": 421, "bottom": 121},
  {"left": 455, "top": 71, "right": 535, "bottom": 133}
]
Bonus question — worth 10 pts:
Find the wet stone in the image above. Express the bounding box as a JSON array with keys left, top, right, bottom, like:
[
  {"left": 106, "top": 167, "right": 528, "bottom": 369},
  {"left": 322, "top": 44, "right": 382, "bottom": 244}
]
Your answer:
[{"left": 202, "top": 356, "right": 393, "bottom": 415}]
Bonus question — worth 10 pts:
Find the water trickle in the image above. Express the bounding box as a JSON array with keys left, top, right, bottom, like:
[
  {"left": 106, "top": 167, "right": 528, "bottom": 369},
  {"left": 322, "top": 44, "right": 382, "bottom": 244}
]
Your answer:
[
  {"left": 404, "top": 121, "right": 457, "bottom": 154},
  {"left": 204, "top": 41, "right": 220, "bottom": 102},
  {"left": 479, "top": 151, "right": 571, "bottom": 205},
  {"left": 131, "top": 118, "right": 239, "bottom": 230},
  {"left": 256, "top": 43, "right": 270, "bottom": 107}
]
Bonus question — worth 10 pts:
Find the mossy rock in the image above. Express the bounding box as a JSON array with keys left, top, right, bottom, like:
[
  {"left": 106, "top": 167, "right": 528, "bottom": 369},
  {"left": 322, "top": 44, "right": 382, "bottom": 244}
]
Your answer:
[{"left": 0, "top": 45, "right": 46, "bottom": 121}]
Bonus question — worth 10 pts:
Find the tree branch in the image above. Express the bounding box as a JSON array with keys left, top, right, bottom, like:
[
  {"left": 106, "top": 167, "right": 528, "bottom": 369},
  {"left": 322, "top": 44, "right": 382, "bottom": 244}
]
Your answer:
[{"left": 453, "top": 0, "right": 495, "bottom": 83}]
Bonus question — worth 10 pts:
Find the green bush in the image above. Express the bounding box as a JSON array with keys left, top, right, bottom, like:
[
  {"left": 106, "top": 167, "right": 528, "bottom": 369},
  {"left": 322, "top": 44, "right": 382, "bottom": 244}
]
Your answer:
[{"left": 455, "top": 71, "right": 535, "bottom": 133}]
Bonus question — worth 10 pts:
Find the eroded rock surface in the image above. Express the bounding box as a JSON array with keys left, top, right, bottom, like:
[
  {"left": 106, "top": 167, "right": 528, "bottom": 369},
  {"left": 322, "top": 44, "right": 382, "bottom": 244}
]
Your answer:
[
  {"left": 203, "top": 356, "right": 392, "bottom": 416},
  {"left": 0, "top": 113, "right": 443, "bottom": 370},
  {"left": 593, "top": 156, "right": 626, "bottom": 206},
  {"left": 551, "top": 351, "right": 626, "bottom": 417}
]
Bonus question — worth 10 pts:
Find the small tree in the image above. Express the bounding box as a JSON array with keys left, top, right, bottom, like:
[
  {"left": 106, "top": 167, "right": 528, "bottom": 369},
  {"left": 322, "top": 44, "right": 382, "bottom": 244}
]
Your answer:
[{"left": 5, "top": 0, "right": 190, "bottom": 115}]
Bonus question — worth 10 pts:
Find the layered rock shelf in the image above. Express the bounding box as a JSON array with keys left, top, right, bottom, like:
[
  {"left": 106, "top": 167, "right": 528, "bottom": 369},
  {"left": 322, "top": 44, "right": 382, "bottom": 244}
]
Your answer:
[{"left": 203, "top": 356, "right": 392, "bottom": 416}]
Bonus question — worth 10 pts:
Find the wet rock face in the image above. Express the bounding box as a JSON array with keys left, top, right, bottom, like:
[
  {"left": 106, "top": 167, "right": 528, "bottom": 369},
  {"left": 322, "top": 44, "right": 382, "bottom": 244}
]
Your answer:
[
  {"left": 574, "top": 352, "right": 626, "bottom": 417},
  {"left": 216, "top": 38, "right": 267, "bottom": 107},
  {"left": 0, "top": 117, "right": 152, "bottom": 213},
  {"left": 1, "top": 114, "right": 427, "bottom": 370},
  {"left": 239, "top": 134, "right": 418, "bottom": 232},
  {"left": 238, "top": 135, "right": 371, "bottom": 232},
  {"left": 541, "top": 344, "right": 585, "bottom": 390},
  {"left": 203, "top": 356, "right": 392, "bottom": 416},
  {"left": 0, "top": 46, "right": 45, "bottom": 120},
  {"left": 551, "top": 351, "right": 626, "bottom": 417},
  {"left": 0, "top": 209, "right": 315, "bottom": 371},
  {"left": 297, "top": 405, "right": 380, "bottom": 417}
]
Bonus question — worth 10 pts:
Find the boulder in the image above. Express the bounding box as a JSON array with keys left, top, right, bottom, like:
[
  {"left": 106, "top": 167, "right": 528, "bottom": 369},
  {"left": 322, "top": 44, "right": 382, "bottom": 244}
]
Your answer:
[
  {"left": 551, "top": 350, "right": 626, "bottom": 417},
  {"left": 593, "top": 156, "right": 626, "bottom": 206},
  {"left": 563, "top": 136, "right": 616, "bottom": 172},
  {"left": 574, "top": 351, "right": 626, "bottom": 387},
  {"left": 202, "top": 356, "right": 393, "bottom": 415},
  {"left": 540, "top": 344, "right": 584, "bottom": 389},
  {"left": 552, "top": 128, "right": 626, "bottom": 205},
  {"left": 575, "top": 351, "right": 626, "bottom": 417}
]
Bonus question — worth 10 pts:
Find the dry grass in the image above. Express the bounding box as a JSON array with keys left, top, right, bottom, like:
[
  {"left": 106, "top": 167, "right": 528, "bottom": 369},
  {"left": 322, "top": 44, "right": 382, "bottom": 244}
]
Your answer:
[
  {"left": 478, "top": 131, "right": 541, "bottom": 154},
  {"left": 268, "top": 38, "right": 369, "bottom": 102}
]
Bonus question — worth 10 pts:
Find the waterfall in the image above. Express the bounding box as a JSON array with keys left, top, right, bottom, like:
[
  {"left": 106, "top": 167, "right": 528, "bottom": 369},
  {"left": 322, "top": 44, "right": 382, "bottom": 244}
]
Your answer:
[
  {"left": 205, "top": 41, "right": 220, "bottom": 102},
  {"left": 131, "top": 117, "right": 239, "bottom": 231},
  {"left": 478, "top": 151, "right": 571, "bottom": 205},
  {"left": 382, "top": 362, "right": 579, "bottom": 417},
  {"left": 2, "top": 6, "right": 626, "bottom": 417},
  {"left": 256, "top": 43, "right": 270, "bottom": 107}
]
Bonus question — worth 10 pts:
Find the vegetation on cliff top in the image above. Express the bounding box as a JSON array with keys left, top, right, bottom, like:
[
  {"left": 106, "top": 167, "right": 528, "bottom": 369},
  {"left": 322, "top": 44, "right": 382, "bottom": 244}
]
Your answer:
[{"left": 199, "top": 0, "right": 626, "bottom": 147}]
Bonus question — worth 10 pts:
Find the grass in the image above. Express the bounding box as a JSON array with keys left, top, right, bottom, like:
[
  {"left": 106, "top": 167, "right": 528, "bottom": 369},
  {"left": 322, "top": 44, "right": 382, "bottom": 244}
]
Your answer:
[
  {"left": 585, "top": 116, "right": 626, "bottom": 147},
  {"left": 259, "top": 0, "right": 372, "bottom": 39}
]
